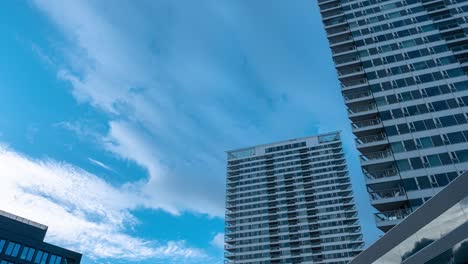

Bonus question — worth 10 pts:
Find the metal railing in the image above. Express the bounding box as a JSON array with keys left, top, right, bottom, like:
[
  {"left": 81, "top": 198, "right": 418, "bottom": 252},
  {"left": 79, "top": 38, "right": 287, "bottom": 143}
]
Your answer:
[
  {"left": 343, "top": 90, "right": 371, "bottom": 101},
  {"left": 342, "top": 78, "right": 368, "bottom": 88},
  {"left": 360, "top": 150, "right": 392, "bottom": 161},
  {"left": 348, "top": 103, "right": 376, "bottom": 114},
  {"left": 356, "top": 133, "right": 387, "bottom": 144},
  {"left": 375, "top": 208, "right": 412, "bottom": 222},
  {"left": 352, "top": 118, "right": 381, "bottom": 129},
  {"left": 369, "top": 188, "right": 406, "bottom": 201},
  {"left": 364, "top": 167, "right": 399, "bottom": 180}
]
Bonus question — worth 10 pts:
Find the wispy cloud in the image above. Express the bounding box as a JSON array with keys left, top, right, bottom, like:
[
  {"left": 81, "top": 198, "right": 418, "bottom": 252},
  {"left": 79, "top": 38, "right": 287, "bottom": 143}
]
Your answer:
[
  {"left": 0, "top": 145, "right": 205, "bottom": 261},
  {"left": 31, "top": 0, "right": 345, "bottom": 219},
  {"left": 88, "top": 157, "right": 115, "bottom": 172}
]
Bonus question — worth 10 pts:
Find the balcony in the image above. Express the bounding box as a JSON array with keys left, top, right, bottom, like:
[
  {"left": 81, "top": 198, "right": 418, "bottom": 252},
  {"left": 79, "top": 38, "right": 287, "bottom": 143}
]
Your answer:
[
  {"left": 341, "top": 78, "right": 368, "bottom": 91},
  {"left": 355, "top": 133, "right": 388, "bottom": 152},
  {"left": 369, "top": 188, "right": 407, "bottom": 211},
  {"left": 375, "top": 208, "right": 412, "bottom": 232},
  {"left": 361, "top": 150, "right": 391, "bottom": 160},
  {"left": 351, "top": 118, "right": 382, "bottom": 132},
  {"left": 348, "top": 103, "right": 377, "bottom": 119},
  {"left": 364, "top": 167, "right": 399, "bottom": 183},
  {"left": 360, "top": 150, "right": 393, "bottom": 166},
  {"left": 334, "top": 55, "right": 360, "bottom": 67},
  {"left": 343, "top": 90, "right": 371, "bottom": 102}
]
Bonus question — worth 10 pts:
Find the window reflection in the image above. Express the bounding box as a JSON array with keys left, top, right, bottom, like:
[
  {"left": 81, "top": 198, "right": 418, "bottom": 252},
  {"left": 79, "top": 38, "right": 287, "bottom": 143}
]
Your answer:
[{"left": 375, "top": 196, "right": 468, "bottom": 263}]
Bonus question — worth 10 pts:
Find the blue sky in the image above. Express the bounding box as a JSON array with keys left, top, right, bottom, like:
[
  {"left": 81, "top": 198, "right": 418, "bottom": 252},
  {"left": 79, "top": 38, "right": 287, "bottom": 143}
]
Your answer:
[{"left": 0, "top": 1, "right": 381, "bottom": 263}]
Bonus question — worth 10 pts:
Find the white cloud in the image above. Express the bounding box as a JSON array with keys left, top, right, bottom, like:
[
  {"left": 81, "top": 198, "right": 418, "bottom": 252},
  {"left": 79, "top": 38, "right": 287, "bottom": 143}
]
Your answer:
[
  {"left": 31, "top": 0, "right": 350, "bottom": 221},
  {"left": 0, "top": 145, "right": 205, "bottom": 261},
  {"left": 88, "top": 157, "right": 115, "bottom": 172},
  {"left": 211, "top": 233, "right": 224, "bottom": 250}
]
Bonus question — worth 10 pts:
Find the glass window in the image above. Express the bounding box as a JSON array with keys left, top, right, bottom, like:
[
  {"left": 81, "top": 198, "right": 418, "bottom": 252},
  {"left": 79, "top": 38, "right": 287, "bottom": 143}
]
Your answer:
[
  {"left": 0, "top": 239, "right": 5, "bottom": 253},
  {"left": 404, "top": 140, "right": 416, "bottom": 151},
  {"left": 447, "top": 132, "right": 466, "bottom": 144},
  {"left": 419, "top": 137, "right": 433, "bottom": 148},
  {"left": 5, "top": 241, "right": 21, "bottom": 257},
  {"left": 397, "top": 159, "right": 411, "bottom": 171},
  {"left": 391, "top": 142, "right": 405, "bottom": 153},
  {"left": 439, "top": 153, "right": 452, "bottom": 165},
  {"left": 435, "top": 174, "right": 449, "bottom": 187},
  {"left": 440, "top": 116, "right": 457, "bottom": 127},
  {"left": 403, "top": 178, "right": 418, "bottom": 191},
  {"left": 456, "top": 150, "right": 468, "bottom": 162},
  {"left": 410, "top": 157, "right": 424, "bottom": 169},
  {"left": 427, "top": 154, "right": 442, "bottom": 167},
  {"left": 417, "top": 176, "right": 431, "bottom": 189},
  {"left": 398, "top": 124, "right": 410, "bottom": 134},
  {"left": 431, "top": 135, "right": 443, "bottom": 146}
]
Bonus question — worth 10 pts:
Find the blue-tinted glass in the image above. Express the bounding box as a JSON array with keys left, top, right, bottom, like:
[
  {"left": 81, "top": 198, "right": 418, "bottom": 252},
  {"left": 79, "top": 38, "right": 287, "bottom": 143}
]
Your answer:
[
  {"left": 27, "top": 248, "right": 36, "bottom": 261},
  {"left": 0, "top": 240, "right": 5, "bottom": 253},
  {"left": 5, "top": 242, "right": 14, "bottom": 255},
  {"left": 49, "top": 255, "right": 57, "bottom": 264},
  {"left": 12, "top": 243, "right": 21, "bottom": 257},
  {"left": 21, "top": 246, "right": 29, "bottom": 259},
  {"left": 41, "top": 252, "right": 49, "bottom": 264},
  {"left": 55, "top": 256, "right": 62, "bottom": 264},
  {"left": 35, "top": 251, "right": 44, "bottom": 263}
]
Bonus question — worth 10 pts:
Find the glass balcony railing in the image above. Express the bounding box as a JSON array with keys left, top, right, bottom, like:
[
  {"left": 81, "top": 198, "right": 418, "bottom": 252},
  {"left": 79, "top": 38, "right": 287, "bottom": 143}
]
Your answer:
[
  {"left": 375, "top": 208, "right": 412, "bottom": 222},
  {"left": 352, "top": 118, "right": 381, "bottom": 129},
  {"left": 341, "top": 79, "right": 368, "bottom": 88},
  {"left": 369, "top": 188, "right": 406, "bottom": 201},
  {"left": 360, "top": 150, "right": 392, "bottom": 161},
  {"left": 343, "top": 90, "right": 371, "bottom": 101},
  {"left": 348, "top": 103, "right": 376, "bottom": 114},
  {"left": 338, "top": 67, "right": 363, "bottom": 76},
  {"left": 356, "top": 133, "right": 387, "bottom": 144},
  {"left": 364, "top": 167, "right": 399, "bottom": 180}
]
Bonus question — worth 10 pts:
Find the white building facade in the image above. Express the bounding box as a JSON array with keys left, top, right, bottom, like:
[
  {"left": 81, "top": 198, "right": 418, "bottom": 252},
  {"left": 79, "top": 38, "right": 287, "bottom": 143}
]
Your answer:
[
  {"left": 318, "top": 0, "right": 468, "bottom": 232},
  {"left": 225, "top": 132, "right": 364, "bottom": 264}
]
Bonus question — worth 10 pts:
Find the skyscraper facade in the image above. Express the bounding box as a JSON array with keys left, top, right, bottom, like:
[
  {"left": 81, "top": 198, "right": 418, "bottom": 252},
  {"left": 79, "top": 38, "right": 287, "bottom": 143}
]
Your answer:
[
  {"left": 224, "top": 132, "right": 364, "bottom": 264},
  {"left": 318, "top": 0, "right": 468, "bottom": 232}
]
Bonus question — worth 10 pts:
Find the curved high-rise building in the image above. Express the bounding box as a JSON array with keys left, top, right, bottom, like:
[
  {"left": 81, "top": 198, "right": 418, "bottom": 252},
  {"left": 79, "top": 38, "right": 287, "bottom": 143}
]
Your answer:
[{"left": 318, "top": 0, "right": 468, "bottom": 232}]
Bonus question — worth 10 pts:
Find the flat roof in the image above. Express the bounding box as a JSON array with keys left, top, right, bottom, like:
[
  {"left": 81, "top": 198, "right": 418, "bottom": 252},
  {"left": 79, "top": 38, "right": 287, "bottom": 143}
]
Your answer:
[
  {"left": 226, "top": 131, "right": 342, "bottom": 153},
  {"left": 0, "top": 210, "right": 48, "bottom": 230}
]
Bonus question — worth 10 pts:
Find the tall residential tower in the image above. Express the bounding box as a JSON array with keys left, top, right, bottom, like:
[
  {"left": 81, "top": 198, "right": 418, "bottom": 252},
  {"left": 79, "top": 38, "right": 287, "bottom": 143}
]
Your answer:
[
  {"left": 318, "top": 0, "right": 468, "bottom": 232},
  {"left": 224, "top": 132, "right": 364, "bottom": 264}
]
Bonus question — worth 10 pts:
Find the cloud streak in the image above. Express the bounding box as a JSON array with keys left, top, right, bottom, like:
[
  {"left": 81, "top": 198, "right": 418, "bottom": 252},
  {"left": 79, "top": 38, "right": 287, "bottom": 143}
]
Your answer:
[{"left": 0, "top": 145, "right": 205, "bottom": 261}]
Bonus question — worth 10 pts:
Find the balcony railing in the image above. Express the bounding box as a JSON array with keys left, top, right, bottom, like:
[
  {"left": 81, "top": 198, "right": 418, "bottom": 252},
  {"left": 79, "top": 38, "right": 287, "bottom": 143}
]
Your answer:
[
  {"left": 375, "top": 208, "right": 412, "bottom": 222},
  {"left": 360, "top": 150, "right": 392, "bottom": 161},
  {"left": 352, "top": 118, "right": 381, "bottom": 129},
  {"left": 364, "top": 167, "right": 399, "bottom": 180},
  {"left": 369, "top": 188, "right": 406, "bottom": 201},
  {"left": 356, "top": 133, "right": 387, "bottom": 145},
  {"left": 341, "top": 79, "right": 368, "bottom": 88},
  {"left": 343, "top": 90, "right": 371, "bottom": 101},
  {"left": 348, "top": 104, "right": 376, "bottom": 114},
  {"left": 335, "top": 56, "right": 360, "bottom": 65},
  {"left": 339, "top": 67, "right": 363, "bottom": 77}
]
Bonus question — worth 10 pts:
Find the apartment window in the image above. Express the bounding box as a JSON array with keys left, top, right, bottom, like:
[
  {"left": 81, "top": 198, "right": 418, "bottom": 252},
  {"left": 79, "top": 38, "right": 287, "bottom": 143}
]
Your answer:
[
  {"left": 0, "top": 239, "right": 5, "bottom": 253},
  {"left": 417, "top": 176, "right": 431, "bottom": 189},
  {"left": 397, "top": 159, "right": 411, "bottom": 171},
  {"left": 447, "top": 132, "right": 465, "bottom": 144},
  {"left": 20, "top": 246, "right": 36, "bottom": 261},
  {"left": 35, "top": 250, "right": 49, "bottom": 264},
  {"left": 435, "top": 174, "right": 449, "bottom": 187},
  {"left": 5, "top": 241, "right": 21, "bottom": 257},
  {"left": 391, "top": 142, "right": 405, "bottom": 153},
  {"left": 403, "top": 178, "right": 418, "bottom": 191},
  {"left": 427, "top": 155, "right": 442, "bottom": 167},
  {"left": 49, "top": 255, "right": 62, "bottom": 264},
  {"left": 410, "top": 157, "right": 424, "bottom": 169},
  {"left": 403, "top": 140, "right": 416, "bottom": 151}
]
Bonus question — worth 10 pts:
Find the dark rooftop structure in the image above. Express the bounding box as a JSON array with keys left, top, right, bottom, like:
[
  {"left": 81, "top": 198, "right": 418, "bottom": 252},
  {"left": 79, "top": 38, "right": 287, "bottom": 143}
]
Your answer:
[{"left": 0, "top": 210, "right": 82, "bottom": 264}]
